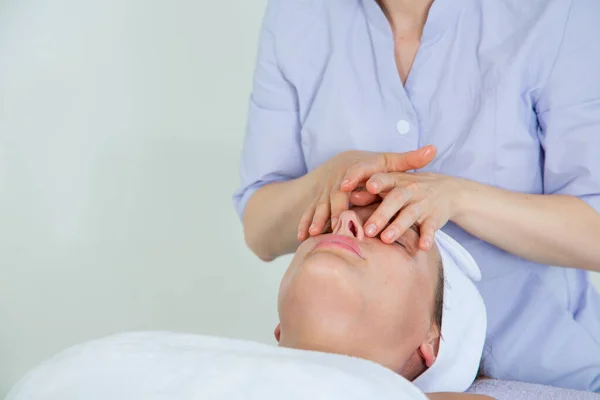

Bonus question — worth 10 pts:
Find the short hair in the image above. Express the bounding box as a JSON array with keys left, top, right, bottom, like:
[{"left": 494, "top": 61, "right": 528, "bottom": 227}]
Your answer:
[{"left": 433, "top": 258, "right": 445, "bottom": 331}]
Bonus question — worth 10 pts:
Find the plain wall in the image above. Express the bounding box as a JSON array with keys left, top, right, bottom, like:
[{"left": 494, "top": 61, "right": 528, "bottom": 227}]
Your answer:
[
  {"left": 1, "top": 0, "right": 599, "bottom": 396},
  {"left": 0, "top": 0, "right": 287, "bottom": 395}
]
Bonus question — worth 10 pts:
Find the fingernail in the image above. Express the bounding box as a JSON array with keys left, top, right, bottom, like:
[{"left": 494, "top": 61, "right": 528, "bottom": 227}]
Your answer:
[
  {"left": 297, "top": 230, "right": 303, "bottom": 240},
  {"left": 384, "top": 230, "right": 396, "bottom": 241},
  {"left": 309, "top": 224, "right": 316, "bottom": 232},
  {"left": 342, "top": 179, "right": 350, "bottom": 187},
  {"left": 423, "top": 238, "right": 432, "bottom": 249},
  {"left": 331, "top": 218, "right": 338, "bottom": 229},
  {"left": 366, "top": 224, "right": 377, "bottom": 236},
  {"left": 370, "top": 181, "right": 380, "bottom": 191}
]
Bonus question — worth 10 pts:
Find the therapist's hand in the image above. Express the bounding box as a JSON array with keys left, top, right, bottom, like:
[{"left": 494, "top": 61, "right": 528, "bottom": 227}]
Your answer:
[
  {"left": 354, "top": 172, "right": 465, "bottom": 250},
  {"left": 298, "top": 145, "right": 436, "bottom": 241}
]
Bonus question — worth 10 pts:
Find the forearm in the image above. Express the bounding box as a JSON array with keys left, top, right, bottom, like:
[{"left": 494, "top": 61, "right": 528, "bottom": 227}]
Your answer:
[
  {"left": 453, "top": 180, "right": 600, "bottom": 272},
  {"left": 242, "top": 174, "right": 315, "bottom": 261}
]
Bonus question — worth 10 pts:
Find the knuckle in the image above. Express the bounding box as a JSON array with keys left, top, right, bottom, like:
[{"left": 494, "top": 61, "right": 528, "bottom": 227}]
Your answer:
[
  {"left": 392, "top": 221, "right": 411, "bottom": 232},
  {"left": 372, "top": 214, "right": 389, "bottom": 227},
  {"left": 381, "top": 153, "right": 392, "bottom": 170},
  {"left": 406, "top": 182, "right": 420, "bottom": 193},
  {"left": 422, "top": 219, "right": 437, "bottom": 232},
  {"left": 316, "top": 198, "right": 329, "bottom": 208},
  {"left": 367, "top": 214, "right": 382, "bottom": 227},
  {"left": 303, "top": 210, "right": 315, "bottom": 220},
  {"left": 389, "top": 188, "right": 408, "bottom": 202},
  {"left": 404, "top": 207, "right": 421, "bottom": 222},
  {"left": 330, "top": 187, "right": 344, "bottom": 197}
]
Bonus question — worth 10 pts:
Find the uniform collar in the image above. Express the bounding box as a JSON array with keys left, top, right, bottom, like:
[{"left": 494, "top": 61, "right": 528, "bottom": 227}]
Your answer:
[{"left": 362, "top": 0, "right": 465, "bottom": 45}]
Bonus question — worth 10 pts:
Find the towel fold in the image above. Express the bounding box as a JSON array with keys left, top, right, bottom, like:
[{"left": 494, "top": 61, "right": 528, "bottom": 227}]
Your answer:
[{"left": 6, "top": 331, "right": 429, "bottom": 400}]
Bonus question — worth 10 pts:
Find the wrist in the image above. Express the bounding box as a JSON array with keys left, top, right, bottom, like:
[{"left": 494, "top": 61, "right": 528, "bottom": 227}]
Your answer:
[
  {"left": 451, "top": 177, "right": 476, "bottom": 221},
  {"left": 302, "top": 167, "right": 322, "bottom": 200}
]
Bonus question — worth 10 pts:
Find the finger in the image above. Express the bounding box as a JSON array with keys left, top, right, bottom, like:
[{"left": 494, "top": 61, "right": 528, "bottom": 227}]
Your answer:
[
  {"left": 351, "top": 203, "right": 381, "bottom": 222},
  {"left": 366, "top": 173, "right": 405, "bottom": 194},
  {"left": 349, "top": 191, "right": 379, "bottom": 206},
  {"left": 418, "top": 218, "right": 438, "bottom": 251},
  {"left": 298, "top": 201, "right": 317, "bottom": 241},
  {"left": 380, "top": 203, "right": 423, "bottom": 244},
  {"left": 341, "top": 160, "right": 384, "bottom": 192},
  {"left": 383, "top": 145, "right": 437, "bottom": 172},
  {"left": 341, "top": 145, "right": 437, "bottom": 192},
  {"left": 329, "top": 186, "right": 351, "bottom": 228},
  {"left": 363, "top": 187, "right": 413, "bottom": 237},
  {"left": 310, "top": 195, "right": 331, "bottom": 236}
]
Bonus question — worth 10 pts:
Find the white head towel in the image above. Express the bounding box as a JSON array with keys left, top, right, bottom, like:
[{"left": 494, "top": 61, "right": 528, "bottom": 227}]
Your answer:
[{"left": 412, "top": 229, "right": 487, "bottom": 393}]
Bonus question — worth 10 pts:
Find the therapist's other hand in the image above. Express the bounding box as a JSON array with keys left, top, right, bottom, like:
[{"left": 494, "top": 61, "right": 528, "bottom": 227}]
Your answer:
[
  {"left": 298, "top": 146, "right": 436, "bottom": 241},
  {"left": 357, "top": 172, "right": 464, "bottom": 251}
]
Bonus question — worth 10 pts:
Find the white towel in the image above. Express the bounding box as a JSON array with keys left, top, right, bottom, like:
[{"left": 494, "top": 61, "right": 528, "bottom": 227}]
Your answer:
[
  {"left": 413, "top": 229, "right": 487, "bottom": 393},
  {"left": 6, "top": 332, "right": 429, "bottom": 400}
]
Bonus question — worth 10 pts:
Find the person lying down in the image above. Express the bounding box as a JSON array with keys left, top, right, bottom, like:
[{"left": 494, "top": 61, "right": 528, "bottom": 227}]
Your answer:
[
  {"left": 276, "top": 206, "right": 488, "bottom": 396},
  {"left": 6, "top": 206, "right": 489, "bottom": 400}
]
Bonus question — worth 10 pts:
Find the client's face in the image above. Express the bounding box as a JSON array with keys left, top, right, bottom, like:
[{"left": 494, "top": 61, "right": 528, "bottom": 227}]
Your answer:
[{"left": 276, "top": 206, "right": 442, "bottom": 380}]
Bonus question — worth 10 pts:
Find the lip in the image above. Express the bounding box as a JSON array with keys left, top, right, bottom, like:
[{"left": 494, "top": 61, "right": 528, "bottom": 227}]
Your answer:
[{"left": 312, "top": 235, "right": 364, "bottom": 258}]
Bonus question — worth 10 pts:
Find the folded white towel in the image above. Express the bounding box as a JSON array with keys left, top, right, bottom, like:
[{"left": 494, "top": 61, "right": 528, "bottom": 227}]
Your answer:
[
  {"left": 413, "top": 229, "right": 487, "bottom": 393},
  {"left": 6, "top": 331, "right": 429, "bottom": 400}
]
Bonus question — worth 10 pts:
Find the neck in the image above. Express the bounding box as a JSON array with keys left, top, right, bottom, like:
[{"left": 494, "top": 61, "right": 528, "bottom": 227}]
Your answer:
[{"left": 377, "top": 0, "right": 433, "bottom": 33}]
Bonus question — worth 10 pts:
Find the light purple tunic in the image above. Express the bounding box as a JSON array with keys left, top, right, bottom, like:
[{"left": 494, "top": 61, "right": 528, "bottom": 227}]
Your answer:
[{"left": 233, "top": 0, "right": 600, "bottom": 391}]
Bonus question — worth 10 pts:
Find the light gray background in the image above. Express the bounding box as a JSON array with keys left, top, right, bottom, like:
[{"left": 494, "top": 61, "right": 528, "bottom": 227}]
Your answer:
[{"left": 1, "top": 0, "right": 599, "bottom": 396}]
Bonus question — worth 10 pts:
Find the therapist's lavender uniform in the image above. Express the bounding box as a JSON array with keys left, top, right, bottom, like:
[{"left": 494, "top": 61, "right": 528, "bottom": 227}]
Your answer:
[{"left": 233, "top": 0, "right": 600, "bottom": 391}]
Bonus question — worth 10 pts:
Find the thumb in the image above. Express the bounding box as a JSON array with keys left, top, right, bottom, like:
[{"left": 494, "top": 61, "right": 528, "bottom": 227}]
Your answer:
[
  {"left": 383, "top": 145, "right": 436, "bottom": 171},
  {"left": 341, "top": 145, "right": 437, "bottom": 192}
]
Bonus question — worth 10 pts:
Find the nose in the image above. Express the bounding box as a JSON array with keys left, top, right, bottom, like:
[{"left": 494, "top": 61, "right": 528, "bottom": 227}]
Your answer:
[{"left": 333, "top": 210, "right": 365, "bottom": 240}]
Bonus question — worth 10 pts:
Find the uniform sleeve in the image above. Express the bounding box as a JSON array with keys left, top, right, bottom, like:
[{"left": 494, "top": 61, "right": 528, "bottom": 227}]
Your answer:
[
  {"left": 232, "top": 0, "right": 306, "bottom": 219},
  {"left": 535, "top": 0, "right": 600, "bottom": 212}
]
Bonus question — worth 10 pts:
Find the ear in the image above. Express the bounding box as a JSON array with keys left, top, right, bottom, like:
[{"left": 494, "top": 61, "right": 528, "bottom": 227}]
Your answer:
[
  {"left": 418, "top": 331, "right": 441, "bottom": 368},
  {"left": 274, "top": 323, "right": 281, "bottom": 342},
  {"left": 418, "top": 342, "right": 437, "bottom": 368}
]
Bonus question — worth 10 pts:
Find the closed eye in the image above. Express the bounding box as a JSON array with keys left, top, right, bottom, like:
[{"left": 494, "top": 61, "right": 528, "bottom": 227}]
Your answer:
[{"left": 394, "top": 240, "right": 407, "bottom": 249}]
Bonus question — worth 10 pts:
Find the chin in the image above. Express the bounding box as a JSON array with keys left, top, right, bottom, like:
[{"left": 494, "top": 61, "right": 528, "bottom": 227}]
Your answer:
[
  {"left": 278, "top": 278, "right": 363, "bottom": 339},
  {"left": 288, "top": 254, "right": 360, "bottom": 299},
  {"left": 302, "top": 249, "right": 359, "bottom": 274}
]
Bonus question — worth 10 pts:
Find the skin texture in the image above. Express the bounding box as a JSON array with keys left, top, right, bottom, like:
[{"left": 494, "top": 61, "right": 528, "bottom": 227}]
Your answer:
[
  {"left": 378, "top": 0, "right": 433, "bottom": 84},
  {"left": 276, "top": 207, "right": 441, "bottom": 380}
]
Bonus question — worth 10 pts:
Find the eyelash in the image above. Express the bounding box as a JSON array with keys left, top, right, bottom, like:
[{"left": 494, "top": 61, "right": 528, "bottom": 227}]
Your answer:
[{"left": 394, "top": 240, "right": 407, "bottom": 249}]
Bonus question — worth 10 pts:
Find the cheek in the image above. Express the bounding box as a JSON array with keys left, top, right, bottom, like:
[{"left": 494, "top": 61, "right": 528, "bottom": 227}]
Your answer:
[
  {"left": 368, "top": 254, "right": 412, "bottom": 297},
  {"left": 364, "top": 255, "right": 429, "bottom": 330}
]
